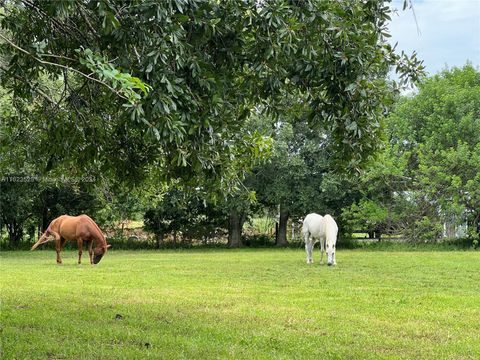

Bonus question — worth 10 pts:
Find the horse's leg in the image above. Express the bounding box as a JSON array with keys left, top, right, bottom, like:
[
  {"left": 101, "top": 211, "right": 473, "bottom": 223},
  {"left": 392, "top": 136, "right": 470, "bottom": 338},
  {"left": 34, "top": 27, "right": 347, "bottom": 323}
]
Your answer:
[
  {"left": 305, "top": 242, "right": 310, "bottom": 264},
  {"left": 304, "top": 232, "right": 312, "bottom": 264},
  {"left": 88, "top": 240, "right": 94, "bottom": 265},
  {"left": 306, "top": 240, "right": 314, "bottom": 264},
  {"left": 55, "top": 239, "right": 62, "bottom": 264},
  {"left": 320, "top": 237, "right": 325, "bottom": 264},
  {"left": 333, "top": 245, "right": 337, "bottom": 265},
  {"left": 52, "top": 231, "right": 62, "bottom": 264},
  {"left": 77, "top": 238, "right": 84, "bottom": 264}
]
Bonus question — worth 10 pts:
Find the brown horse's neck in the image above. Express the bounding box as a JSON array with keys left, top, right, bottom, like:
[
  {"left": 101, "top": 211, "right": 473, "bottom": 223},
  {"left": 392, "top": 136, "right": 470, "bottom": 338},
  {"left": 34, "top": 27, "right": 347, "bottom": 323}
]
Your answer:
[{"left": 87, "top": 218, "right": 107, "bottom": 248}]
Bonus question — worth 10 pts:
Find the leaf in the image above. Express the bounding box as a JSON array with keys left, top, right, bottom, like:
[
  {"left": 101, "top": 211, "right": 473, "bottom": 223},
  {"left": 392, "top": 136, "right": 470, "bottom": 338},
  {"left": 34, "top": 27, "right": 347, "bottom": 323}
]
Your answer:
[
  {"left": 346, "top": 83, "right": 356, "bottom": 92},
  {"left": 175, "top": 14, "right": 189, "bottom": 23}
]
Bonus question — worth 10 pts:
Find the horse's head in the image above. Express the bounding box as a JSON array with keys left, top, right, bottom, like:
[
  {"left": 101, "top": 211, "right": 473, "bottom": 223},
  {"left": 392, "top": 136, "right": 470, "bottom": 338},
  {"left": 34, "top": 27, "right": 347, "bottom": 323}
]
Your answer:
[{"left": 93, "top": 244, "right": 111, "bottom": 264}]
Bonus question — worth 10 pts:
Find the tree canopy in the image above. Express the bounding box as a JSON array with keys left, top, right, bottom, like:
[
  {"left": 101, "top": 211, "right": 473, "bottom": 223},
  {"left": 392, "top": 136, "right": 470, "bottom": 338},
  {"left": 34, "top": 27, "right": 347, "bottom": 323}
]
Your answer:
[
  {"left": 0, "top": 0, "right": 423, "bottom": 192},
  {"left": 344, "top": 64, "right": 480, "bottom": 242}
]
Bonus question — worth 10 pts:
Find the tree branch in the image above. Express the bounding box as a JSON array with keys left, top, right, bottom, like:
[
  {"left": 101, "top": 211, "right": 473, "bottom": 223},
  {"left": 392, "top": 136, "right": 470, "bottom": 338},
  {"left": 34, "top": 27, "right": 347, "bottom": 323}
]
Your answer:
[
  {"left": 0, "top": 32, "right": 129, "bottom": 102},
  {"left": 0, "top": 65, "right": 59, "bottom": 106},
  {"left": 22, "top": 0, "right": 86, "bottom": 43},
  {"left": 78, "top": 4, "right": 101, "bottom": 40}
]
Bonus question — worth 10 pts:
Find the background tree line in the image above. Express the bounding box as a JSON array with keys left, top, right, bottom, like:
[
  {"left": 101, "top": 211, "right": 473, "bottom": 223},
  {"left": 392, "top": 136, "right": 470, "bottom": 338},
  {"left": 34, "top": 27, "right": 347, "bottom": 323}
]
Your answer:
[
  {"left": 2, "top": 64, "right": 478, "bottom": 249},
  {"left": 3, "top": 2, "right": 477, "bottom": 249}
]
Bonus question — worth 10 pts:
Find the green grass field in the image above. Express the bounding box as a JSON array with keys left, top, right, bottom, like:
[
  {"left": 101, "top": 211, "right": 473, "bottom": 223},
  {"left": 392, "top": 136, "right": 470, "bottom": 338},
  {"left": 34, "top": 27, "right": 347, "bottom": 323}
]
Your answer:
[{"left": 1, "top": 249, "right": 479, "bottom": 359}]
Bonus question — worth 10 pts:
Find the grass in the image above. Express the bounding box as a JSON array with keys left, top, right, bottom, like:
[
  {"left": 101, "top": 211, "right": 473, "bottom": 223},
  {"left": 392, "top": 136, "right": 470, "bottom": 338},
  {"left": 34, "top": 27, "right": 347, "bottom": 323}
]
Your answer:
[{"left": 1, "top": 249, "right": 479, "bottom": 359}]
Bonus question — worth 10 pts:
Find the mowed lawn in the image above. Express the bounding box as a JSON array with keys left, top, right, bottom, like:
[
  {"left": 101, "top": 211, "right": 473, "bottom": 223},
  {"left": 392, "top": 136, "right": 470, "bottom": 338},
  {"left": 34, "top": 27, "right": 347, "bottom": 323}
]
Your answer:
[{"left": 1, "top": 249, "right": 479, "bottom": 359}]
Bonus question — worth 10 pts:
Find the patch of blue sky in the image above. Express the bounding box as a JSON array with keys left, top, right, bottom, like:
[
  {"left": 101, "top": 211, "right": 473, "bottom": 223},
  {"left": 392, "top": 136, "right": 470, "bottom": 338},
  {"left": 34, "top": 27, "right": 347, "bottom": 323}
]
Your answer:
[{"left": 388, "top": 0, "right": 479, "bottom": 77}]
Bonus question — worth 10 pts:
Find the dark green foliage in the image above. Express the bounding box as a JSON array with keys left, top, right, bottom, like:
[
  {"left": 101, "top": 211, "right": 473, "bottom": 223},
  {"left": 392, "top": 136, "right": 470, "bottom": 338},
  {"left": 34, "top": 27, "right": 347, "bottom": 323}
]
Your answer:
[
  {"left": 144, "top": 189, "right": 226, "bottom": 247},
  {"left": 0, "top": 177, "right": 98, "bottom": 248},
  {"left": 242, "top": 234, "right": 276, "bottom": 248},
  {"left": 342, "top": 65, "right": 480, "bottom": 242},
  {"left": 36, "top": 184, "right": 99, "bottom": 227},
  {"left": 1, "top": 0, "right": 423, "bottom": 192},
  {"left": 249, "top": 112, "right": 361, "bottom": 243},
  {"left": 1, "top": 1, "right": 426, "bottom": 246},
  {"left": 0, "top": 175, "right": 38, "bottom": 247}
]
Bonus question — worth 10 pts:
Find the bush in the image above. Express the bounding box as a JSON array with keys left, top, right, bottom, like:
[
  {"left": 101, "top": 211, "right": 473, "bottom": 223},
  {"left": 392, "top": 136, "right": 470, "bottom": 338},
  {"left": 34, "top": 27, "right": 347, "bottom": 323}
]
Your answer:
[
  {"left": 242, "top": 234, "right": 275, "bottom": 247},
  {"left": 407, "top": 216, "right": 443, "bottom": 243}
]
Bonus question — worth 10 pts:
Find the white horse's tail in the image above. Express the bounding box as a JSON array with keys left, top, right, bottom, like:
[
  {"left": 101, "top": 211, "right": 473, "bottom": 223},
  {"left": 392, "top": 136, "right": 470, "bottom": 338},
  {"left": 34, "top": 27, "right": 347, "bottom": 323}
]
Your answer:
[
  {"left": 301, "top": 219, "right": 313, "bottom": 243},
  {"left": 301, "top": 221, "right": 308, "bottom": 237}
]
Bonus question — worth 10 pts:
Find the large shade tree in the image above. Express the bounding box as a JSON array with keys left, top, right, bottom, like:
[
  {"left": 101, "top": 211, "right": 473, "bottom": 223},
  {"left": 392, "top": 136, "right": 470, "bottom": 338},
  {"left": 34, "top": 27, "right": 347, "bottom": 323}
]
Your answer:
[
  {"left": 1, "top": 0, "right": 423, "bottom": 193},
  {"left": 342, "top": 64, "right": 480, "bottom": 242},
  {"left": 389, "top": 64, "right": 480, "bottom": 239},
  {"left": 250, "top": 115, "right": 360, "bottom": 246}
]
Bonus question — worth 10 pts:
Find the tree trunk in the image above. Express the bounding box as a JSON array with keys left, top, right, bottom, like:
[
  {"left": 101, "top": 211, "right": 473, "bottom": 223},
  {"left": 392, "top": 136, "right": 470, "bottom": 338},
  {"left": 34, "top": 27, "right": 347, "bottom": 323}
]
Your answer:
[
  {"left": 276, "top": 204, "right": 289, "bottom": 247},
  {"left": 156, "top": 231, "right": 164, "bottom": 249},
  {"left": 6, "top": 220, "right": 23, "bottom": 248},
  {"left": 120, "top": 222, "right": 125, "bottom": 240},
  {"left": 275, "top": 222, "right": 279, "bottom": 244},
  {"left": 474, "top": 212, "right": 480, "bottom": 236},
  {"left": 41, "top": 204, "right": 49, "bottom": 232},
  {"left": 228, "top": 210, "right": 244, "bottom": 248}
]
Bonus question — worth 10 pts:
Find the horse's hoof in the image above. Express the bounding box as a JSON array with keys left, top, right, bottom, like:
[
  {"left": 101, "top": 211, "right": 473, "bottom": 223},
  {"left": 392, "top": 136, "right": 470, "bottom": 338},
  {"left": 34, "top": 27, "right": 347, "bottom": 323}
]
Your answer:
[{"left": 327, "top": 263, "right": 332, "bottom": 266}]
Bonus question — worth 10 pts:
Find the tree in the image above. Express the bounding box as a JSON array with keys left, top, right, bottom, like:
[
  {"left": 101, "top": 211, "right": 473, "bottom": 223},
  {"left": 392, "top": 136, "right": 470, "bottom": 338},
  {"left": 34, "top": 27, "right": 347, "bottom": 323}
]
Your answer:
[
  {"left": 343, "top": 64, "right": 480, "bottom": 242},
  {"left": 94, "top": 185, "right": 145, "bottom": 238},
  {"left": 0, "top": 175, "right": 38, "bottom": 247},
  {"left": 144, "top": 189, "right": 187, "bottom": 248},
  {"left": 390, "top": 65, "right": 480, "bottom": 238},
  {"left": 250, "top": 114, "right": 360, "bottom": 245},
  {"left": 0, "top": 0, "right": 423, "bottom": 194},
  {"left": 143, "top": 188, "right": 226, "bottom": 247},
  {"left": 35, "top": 183, "right": 99, "bottom": 232},
  {"left": 340, "top": 140, "right": 412, "bottom": 239},
  {"left": 222, "top": 191, "right": 258, "bottom": 248},
  {"left": 251, "top": 120, "right": 315, "bottom": 246}
]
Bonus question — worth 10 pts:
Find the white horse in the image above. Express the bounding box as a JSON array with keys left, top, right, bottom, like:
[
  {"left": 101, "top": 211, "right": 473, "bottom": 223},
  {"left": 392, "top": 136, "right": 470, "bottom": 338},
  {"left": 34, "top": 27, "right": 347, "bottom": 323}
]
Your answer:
[{"left": 302, "top": 213, "right": 338, "bottom": 265}]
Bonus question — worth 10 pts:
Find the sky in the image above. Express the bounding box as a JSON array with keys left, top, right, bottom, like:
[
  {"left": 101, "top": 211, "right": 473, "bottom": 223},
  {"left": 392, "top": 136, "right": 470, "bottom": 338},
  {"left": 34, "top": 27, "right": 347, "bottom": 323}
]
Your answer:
[{"left": 388, "top": 0, "right": 480, "bottom": 77}]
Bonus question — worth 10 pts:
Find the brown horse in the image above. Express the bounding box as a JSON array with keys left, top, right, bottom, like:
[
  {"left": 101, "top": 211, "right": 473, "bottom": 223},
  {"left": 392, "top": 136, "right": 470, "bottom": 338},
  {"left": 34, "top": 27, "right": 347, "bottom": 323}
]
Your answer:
[{"left": 31, "top": 214, "right": 110, "bottom": 264}]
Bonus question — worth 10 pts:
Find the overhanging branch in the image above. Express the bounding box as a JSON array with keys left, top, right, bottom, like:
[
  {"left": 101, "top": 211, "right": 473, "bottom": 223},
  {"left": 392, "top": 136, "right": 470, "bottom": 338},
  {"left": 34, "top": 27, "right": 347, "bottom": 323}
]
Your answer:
[{"left": 0, "top": 32, "right": 130, "bottom": 102}]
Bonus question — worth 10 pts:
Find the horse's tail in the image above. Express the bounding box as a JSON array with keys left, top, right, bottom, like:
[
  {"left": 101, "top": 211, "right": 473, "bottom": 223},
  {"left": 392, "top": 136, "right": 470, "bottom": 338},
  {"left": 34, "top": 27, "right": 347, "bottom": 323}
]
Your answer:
[
  {"left": 31, "top": 230, "right": 53, "bottom": 250},
  {"left": 31, "top": 216, "right": 65, "bottom": 250},
  {"left": 301, "top": 217, "right": 313, "bottom": 246},
  {"left": 301, "top": 221, "right": 309, "bottom": 238}
]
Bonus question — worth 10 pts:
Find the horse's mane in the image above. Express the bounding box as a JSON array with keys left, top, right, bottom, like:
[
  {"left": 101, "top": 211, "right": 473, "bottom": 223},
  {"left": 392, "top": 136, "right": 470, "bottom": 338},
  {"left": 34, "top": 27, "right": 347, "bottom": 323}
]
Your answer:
[{"left": 84, "top": 216, "right": 107, "bottom": 246}]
